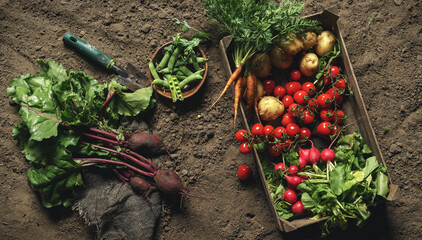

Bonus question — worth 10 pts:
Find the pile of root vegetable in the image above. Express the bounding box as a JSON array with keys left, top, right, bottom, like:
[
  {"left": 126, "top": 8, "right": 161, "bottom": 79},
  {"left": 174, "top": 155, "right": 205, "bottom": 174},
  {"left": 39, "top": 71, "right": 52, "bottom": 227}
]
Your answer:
[
  {"left": 204, "top": 0, "right": 390, "bottom": 237},
  {"left": 7, "top": 60, "right": 189, "bottom": 208}
]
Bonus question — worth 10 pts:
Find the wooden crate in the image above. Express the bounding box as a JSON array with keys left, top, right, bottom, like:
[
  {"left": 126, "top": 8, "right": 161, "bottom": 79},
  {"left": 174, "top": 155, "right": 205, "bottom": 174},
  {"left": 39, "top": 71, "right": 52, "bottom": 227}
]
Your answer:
[{"left": 219, "top": 9, "right": 399, "bottom": 232}]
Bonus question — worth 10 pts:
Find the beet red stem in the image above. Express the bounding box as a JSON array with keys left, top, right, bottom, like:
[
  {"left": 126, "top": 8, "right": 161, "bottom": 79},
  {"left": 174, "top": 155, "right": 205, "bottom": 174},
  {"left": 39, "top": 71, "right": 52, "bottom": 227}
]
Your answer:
[
  {"left": 81, "top": 142, "right": 156, "bottom": 173},
  {"left": 100, "top": 90, "right": 117, "bottom": 123},
  {"left": 75, "top": 157, "right": 154, "bottom": 177}
]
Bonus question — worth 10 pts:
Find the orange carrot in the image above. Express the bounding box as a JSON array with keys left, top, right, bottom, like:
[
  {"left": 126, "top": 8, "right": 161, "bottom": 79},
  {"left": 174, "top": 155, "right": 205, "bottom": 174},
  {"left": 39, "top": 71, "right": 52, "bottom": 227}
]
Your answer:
[
  {"left": 210, "top": 64, "right": 243, "bottom": 109},
  {"left": 233, "top": 76, "right": 246, "bottom": 126}
]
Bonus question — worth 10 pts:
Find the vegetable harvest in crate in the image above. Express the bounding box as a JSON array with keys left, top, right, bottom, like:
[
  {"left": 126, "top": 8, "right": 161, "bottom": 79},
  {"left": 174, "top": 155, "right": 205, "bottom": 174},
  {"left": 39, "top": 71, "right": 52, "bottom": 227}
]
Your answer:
[
  {"left": 204, "top": 0, "right": 390, "bottom": 237},
  {"left": 7, "top": 60, "right": 193, "bottom": 208}
]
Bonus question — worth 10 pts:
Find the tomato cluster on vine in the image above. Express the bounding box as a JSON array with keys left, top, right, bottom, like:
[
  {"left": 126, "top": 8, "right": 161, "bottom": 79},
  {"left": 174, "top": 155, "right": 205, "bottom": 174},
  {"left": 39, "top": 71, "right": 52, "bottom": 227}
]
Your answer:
[{"left": 236, "top": 66, "right": 351, "bottom": 156}]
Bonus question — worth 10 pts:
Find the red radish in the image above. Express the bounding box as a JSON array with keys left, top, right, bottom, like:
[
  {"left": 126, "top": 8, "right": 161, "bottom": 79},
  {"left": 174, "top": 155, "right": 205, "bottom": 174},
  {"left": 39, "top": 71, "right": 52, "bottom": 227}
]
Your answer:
[
  {"left": 285, "top": 175, "right": 303, "bottom": 188},
  {"left": 283, "top": 189, "right": 298, "bottom": 204},
  {"left": 288, "top": 165, "right": 299, "bottom": 176},
  {"left": 127, "top": 132, "right": 165, "bottom": 155},
  {"left": 307, "top": 140, "right": 320, "bottom": 164},
  {"left": 273, "top": 162, "right": 286, "bottom": 171},
  {"left": 299, "top": 147, "right": 310, "bottom": 162},
  {"left": 292, "top": 201, "right": 305, "bottom": 214},
  {"left": 237, "top": 165, "right": 252, "bottom": 181},
  {"left": 298, "top": 157, "right": 307, "bottom": 169},
  {"left": 320, "top": 130, "right": 341, "bottom": 162}
]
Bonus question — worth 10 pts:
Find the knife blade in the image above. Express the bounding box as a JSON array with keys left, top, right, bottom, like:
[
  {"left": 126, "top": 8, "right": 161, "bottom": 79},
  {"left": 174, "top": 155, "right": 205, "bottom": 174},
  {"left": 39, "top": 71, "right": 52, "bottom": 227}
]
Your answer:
[{"left": 62, "top": 32, "right": 148, "bottom": 91}]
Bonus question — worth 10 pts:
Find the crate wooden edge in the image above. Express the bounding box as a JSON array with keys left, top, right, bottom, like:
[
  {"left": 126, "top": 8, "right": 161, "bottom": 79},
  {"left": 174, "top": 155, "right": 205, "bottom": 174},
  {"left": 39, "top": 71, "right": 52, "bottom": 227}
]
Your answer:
[{"left": 218, "top": 9, "right": 398, "bottom": 233}]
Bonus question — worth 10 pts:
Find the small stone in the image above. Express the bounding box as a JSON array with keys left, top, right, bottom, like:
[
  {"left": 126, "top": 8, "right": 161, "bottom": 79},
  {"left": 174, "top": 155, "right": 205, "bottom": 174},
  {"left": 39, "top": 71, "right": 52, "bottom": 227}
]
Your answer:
[
  {"left": 141, "top": 23, "right": 152, "bottom": 33},
  {"left": 181, "top": 169, "right": 188, "bottom": 176},
  {"left": 394, "top": 0, "right": 403, "bottom": 6},
  {"left": 35, "top": 45, "right": 42, "bottom": 51},
  {"left": 164, "top": 226, "right": 171, "bottom": 232},
  {"left": 389, "top": 144, "right": 402, "bottom": 154}
]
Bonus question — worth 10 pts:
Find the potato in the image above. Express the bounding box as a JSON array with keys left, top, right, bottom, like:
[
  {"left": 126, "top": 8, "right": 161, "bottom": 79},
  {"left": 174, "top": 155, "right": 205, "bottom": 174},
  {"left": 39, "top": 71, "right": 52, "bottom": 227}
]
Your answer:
[
  {"left": 258, "top": 96, "right": 285, "bottom": 121},
  {"left": 302, "top": 32, "right": 317, "bottom": 50},
  {"left": 299, "top": 53, "right": 319, "bottom": 77},
  {"left": 251, "top": 53, "right": 272, "bottom": 78},
  {"left": 277, "top": 34, "right": 304, "bottom": 56},
  {"left": 315, "top": 30, "right": 336, "bottom": 56},
  {"left": 270, "top": 47, "right": 293, "bottom": 69}
]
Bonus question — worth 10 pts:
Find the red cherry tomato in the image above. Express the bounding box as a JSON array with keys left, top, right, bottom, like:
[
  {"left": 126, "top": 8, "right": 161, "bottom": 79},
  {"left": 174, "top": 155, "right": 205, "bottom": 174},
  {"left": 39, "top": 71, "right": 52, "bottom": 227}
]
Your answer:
[
  {"left": 273, "top": 126, "right": 287, "bottom": 140},
  {"left": 235, "top": 129, "right": 248, "bottom": 143},
  {"left": 335, "top": 95, "right": 344, "bottom": 104},
  {"left": 237, "top": 165, "right": 252, "bottom": 181},
  {"left": 281, "top": 113, "right": 296, "bottom": 127},
  {"left": 239, "top": 142, "right": 252, "bottom": 154},
  {"left": 330, "top": 66, "right": 340, "bottom": 76},
  {"left": 317, "top": 122, "right": 332, "bottom": 136},
  {"left": 293, "top": 90, "right": 308, "bottom": 105},
  {"left": 263, "top": 125, "right": 275, "bottom": 137},
  {"left": 251, "top": 123, "right": 264, "bottom": 137},
  {"left": 281, "top": 95, "right": 294, "bottom": 108},
  {"left": 335, "top": 78, "right": 347, "bottom": 90},
  {"left": 281, "top": 139, "right": 292, "bottom": 150},
  {"left": 299, "top": 127, "right": 312, "bottom": 139},
  {"left": 286, "top": 123, "right": 300, "bottom": 138},
  {"left": 262, "top": 79, "right": 276, "bottom": 95},
  {"left": 268, "top": 143, "right": 283, "bottom": 156},
  {"left": 301, "top": 82, "right": 316, "bottom": 96},
  {"left": 326, "top": 87, "right": 342, "bottom": 100},
  {"left": 316, "top": 93, "right": 332, "bottom": 109},
  {"left": 285, "top": 81, "right": 302, "bottom": 96},
  {"left": 323, "top": 66, "right": 340, "bottom": 85},
  {"left": 333, "top": 110, "right": 345, "bottom": 123},
  {"left": 307, "top": 98, "right": 317, "bottom": 111},
  {"left": 301, "top": 110, "right": 315, "bottom": 124},
  {"left": 290, "top": 69, "right": 302, "bottom": 81},
  {"left": 288, "top": 103, "right": 302, "bottom": 117},
  {"left": 273, "top": 85, "right": 286, "bottom": 98},
  {"left": 320, "top": 108, "right": 334, "bottom": 122},
  {"left": 330, "top": 124, "right": 341, "bottom": 135}
]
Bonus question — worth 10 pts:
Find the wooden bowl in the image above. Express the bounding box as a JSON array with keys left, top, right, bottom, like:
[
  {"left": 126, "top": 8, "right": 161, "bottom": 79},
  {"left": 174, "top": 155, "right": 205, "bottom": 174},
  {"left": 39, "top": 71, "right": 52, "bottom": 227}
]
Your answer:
[{"left": 148, "top": 41, "right": 208, "bottom": 100}]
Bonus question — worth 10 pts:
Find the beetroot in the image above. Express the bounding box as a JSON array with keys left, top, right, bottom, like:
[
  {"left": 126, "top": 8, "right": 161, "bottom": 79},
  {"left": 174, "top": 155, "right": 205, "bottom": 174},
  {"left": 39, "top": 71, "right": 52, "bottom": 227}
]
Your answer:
[
  {"left": 153, "top": 169, "right": 186, "bottom": 196},
  {"left": 129, "top": 176, "right": 156, "bottom": 196},
  {"left": 127, "top": 132, "right": 165, "bottom": 155}
]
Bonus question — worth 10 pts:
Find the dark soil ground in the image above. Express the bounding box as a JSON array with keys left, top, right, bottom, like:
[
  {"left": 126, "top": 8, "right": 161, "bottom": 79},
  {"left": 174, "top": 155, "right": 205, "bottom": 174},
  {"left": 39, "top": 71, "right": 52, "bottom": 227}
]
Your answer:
[{"left": 0, "top": 0, "right": 421, "bottom": 239}]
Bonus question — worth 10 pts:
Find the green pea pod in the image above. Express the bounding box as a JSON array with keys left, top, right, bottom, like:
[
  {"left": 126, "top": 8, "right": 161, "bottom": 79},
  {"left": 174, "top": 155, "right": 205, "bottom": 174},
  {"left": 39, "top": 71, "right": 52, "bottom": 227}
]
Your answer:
[
  {"left": 179, "top": 65, "right": 193, "bottom": 76},
  {"left": 157, "top": 45, "right": 173, "bottom": 70},
  {"left": 176, "top": 75, "right": 187, "bottom": 81},
  {"left": 178, "top": 74, "right": 203, "bottom": 89},
  {"left": 166, "top": 75, "right": 184, "bottom": 102},
  {"left": 168, "top": 46, "right": 181, "bottom": 72},
  {"left": 151, "top": 79, "right": 170, "bottom": 89},
  {"left": 149, "top": 61, "right": 161, "bottom": 80},
  {"left": 191, "top": 54, "right": 201, "bottom": 71}
]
